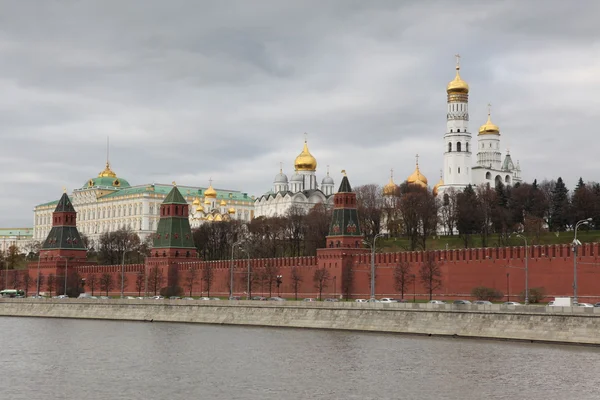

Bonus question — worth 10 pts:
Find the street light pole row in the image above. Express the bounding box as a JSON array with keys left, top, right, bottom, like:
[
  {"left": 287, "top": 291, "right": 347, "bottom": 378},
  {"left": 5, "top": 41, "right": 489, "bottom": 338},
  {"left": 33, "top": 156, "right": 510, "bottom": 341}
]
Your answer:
[
  {"left": 364, "top": 233, "right": 384, "bottom": 300},
  {"left": 573, "top": 218, "right": 592, "bottom": 304}
]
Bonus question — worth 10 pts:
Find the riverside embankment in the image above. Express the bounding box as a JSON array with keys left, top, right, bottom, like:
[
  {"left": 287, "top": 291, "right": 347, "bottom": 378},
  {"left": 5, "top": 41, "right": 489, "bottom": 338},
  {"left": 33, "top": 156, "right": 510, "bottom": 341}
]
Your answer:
[{"left": 1, "top": 299, "right": 599, "bottom": 345}]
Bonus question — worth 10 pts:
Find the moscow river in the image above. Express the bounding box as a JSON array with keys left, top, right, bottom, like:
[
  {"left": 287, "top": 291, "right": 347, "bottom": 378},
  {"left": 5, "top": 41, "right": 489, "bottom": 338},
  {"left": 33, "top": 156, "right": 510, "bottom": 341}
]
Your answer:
[{"left": 2, "top": 317, "right": 600, "bottom": 400}]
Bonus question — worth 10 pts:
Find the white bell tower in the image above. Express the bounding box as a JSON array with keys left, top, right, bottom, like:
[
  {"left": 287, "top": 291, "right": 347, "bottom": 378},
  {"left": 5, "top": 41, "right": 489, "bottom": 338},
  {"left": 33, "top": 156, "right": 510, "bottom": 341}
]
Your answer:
[{"left": 442, "top": 54, "right": 472, "bottom": 188}]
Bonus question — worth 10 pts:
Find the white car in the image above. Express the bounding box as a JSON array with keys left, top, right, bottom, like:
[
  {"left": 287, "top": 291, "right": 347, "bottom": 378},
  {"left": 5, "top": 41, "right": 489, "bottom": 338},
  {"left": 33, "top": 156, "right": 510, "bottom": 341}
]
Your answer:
[
  {"left": 379, "top": 298, "right": 398, "bottom": 303},
  {"left": 199, "top": 297, "right": 211, "bottom": 301},
  {"left": 575, "top": 303, "right": 594, "bottom": 308},
  {"left": 503, "top": 301, "right": 521, "bottom": 306},
  {"left": 355, "top": 299, "right": 368, "bottom": 303},
  {"left": 152, "top": 295, "right": 164, "bottom": 300},
  {"left": 429, "top": 300, "right": 446, "bottom": 304}
]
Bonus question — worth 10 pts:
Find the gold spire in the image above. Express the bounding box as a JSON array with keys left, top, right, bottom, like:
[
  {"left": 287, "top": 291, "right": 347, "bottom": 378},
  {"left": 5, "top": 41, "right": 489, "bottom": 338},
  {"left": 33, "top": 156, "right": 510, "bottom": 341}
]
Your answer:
[
  {"left": 62, "top": 186, "right": 67, "bottom": 193},
  {"left": 479, "top": 103, "right": 500, "bottom": 135},
  {"left": 383, "top": 168, "right": 397, "bottom": 196},
  {"left": 172, "top": 181, "right": 177, "bottom": 187},
  {"left": 341, "top": 169, "right": 347, "bottom": 176},
  {"left": 98, "top": 162, "right": 117, "bottom": 178},
  {"left": 294, "top": 135, "right": 317, "bottom": 171},
  {"left": 204, "top": 178, "right": 217, "bottom": 198},
  {"left": 407, "top": 154, "right": 428, "bottom": 188},
  {"left": 433, "top": 170, "right": 444, "bottom": 197},
  {"left": 446, "top": 54, "right": 469, "bottom": 94}
]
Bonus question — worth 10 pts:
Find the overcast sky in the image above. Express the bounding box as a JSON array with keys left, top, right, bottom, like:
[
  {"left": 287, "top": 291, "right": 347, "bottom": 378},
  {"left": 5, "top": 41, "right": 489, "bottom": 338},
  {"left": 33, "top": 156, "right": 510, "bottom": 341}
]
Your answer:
[{"left": 1, "top": 0, "right": 599, "bottom": 227}]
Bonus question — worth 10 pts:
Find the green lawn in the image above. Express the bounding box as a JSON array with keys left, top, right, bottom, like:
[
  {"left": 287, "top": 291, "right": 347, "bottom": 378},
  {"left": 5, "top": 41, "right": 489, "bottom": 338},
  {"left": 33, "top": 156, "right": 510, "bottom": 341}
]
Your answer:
[{"left": 379, "top": 230, "right": 600, "bottom": 252}]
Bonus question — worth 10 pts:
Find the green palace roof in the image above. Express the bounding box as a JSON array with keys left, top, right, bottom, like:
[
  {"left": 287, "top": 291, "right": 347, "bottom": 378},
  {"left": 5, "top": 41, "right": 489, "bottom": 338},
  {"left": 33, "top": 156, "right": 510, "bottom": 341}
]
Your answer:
[
  {"left": 0, "top": 228, "right": 33, "bottom": 237},
  {"left": 98, "top": 184, "right": 253, "bottom": 202},
  {"left": 83, "top": 176, "right": 131, "bottom": 189}
]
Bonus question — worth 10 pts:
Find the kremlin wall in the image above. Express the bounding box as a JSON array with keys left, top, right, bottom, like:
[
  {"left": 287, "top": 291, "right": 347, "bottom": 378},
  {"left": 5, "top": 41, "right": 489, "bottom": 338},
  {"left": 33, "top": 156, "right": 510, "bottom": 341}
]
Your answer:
[{"left": 23, "top": 175, "right": 600, "bottom": 303}]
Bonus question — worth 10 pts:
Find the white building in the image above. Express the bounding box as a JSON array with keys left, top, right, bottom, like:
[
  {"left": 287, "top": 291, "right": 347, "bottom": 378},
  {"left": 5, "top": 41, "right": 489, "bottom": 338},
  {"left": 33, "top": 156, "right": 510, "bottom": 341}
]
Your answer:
[
  {"left": 436, "top": 57, "right": 522, "bottom": 197},
  {"left": 0, "top": 228, "right": 33, "bottom": 254},
  {"left": 33, "top": 162, "right": 255, "bottom": 244},
  {"left": 254, "top": 139, "right": 335, "bottom": 217}
]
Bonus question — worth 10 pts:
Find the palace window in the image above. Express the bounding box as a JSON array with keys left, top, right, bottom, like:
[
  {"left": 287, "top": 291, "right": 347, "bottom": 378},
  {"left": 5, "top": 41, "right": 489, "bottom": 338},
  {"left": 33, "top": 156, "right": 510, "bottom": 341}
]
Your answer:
[{"left": 457, "top": 142, "right": 462, "bottom": 152}]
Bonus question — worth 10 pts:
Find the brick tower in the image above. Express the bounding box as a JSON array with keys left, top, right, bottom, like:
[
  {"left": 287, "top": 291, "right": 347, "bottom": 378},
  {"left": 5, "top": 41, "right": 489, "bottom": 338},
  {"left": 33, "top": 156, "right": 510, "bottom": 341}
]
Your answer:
[{"left": 317, "top": 172, "right": 367, "bottom": 299}]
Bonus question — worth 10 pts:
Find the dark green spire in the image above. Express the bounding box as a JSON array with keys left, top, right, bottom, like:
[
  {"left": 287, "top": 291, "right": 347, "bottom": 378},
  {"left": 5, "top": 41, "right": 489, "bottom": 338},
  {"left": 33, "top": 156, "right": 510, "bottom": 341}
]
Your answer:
[
  {"left": 54, "top": 192, "right": 76, "bottom": 212},
  {"left": 42, "top": 193, "right": 86, "bottom": 250},
  {"left": 153, "top": 186, "right": 195, "bottom": 250},
  {"left": 338, "top": 175, "right": 352, "bottom": 193}
]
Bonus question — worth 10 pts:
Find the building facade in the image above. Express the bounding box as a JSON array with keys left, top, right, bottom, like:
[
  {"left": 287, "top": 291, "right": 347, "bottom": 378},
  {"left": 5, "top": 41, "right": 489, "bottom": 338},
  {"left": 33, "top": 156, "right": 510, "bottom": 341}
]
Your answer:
[
  {"left": 0, "top": 228, "right": 33, "bottom": 253},
  {"left": 254, "top": 139, "right": 335, "bottom": 217},
  {"left": 33, "top": 162, "right": 254, "bottom": 244}
]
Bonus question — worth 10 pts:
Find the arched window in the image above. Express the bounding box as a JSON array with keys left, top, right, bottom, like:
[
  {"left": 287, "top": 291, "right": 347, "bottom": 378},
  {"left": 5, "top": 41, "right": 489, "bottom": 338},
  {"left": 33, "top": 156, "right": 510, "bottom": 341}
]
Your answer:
[
  {"left": 450, "top": 129, "right": 453, "bottom": 133},
  {"left": 457, "top": 142, "right": 462, "bottom": 152},
  {"left": 505, "top": 175, "right": 511, "bottom": 184},
  {"left": 466, "top": 143, "right": 469, "bottom": 152},
  {"left": 486, "top": 172, "right": 492, "bottom": 180},
  {"left": 458, "top": 167, "right": 461, "bottom": 174},
  {"left": 448, "top": 142, "right": 452, "bottom": 152}
]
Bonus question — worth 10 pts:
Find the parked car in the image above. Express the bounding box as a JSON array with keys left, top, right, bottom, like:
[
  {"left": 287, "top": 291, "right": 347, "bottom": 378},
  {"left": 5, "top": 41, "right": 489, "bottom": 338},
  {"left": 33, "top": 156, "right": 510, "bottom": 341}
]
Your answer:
[
  {"left": 575, "top": 303, "right": 594, "bottom": 308},
  {"left": 303, "top": 298, "right": 317, "bottom": 302},
  {"left": 429, "top": 300, "right": 446, "bottom": 304},
  {"left": 453, "top": 300, "right": 472, "bottom": 305},
  {"left": 252, "top": 296, "right": 267, "bottom": 301},
  {"left": 379, "top": 298, "right": 398, "bottom": 303},
  {"left": 78, "top": 293, "right": 93, "bottom": 299},
  {"left": 169, "top": 296, "right": 181, "bottom": 300},
  {"left": 355, "top": 299, "right": 368, "bottom": 303},
  {"left": 473, "top": 300, "right": 493, "bottom": 305},
  {"left": 199, "top": 297, "right": 211, "bottom": 301},
  {"left": 324, "top": 298, "right": 339, "bottom": 302},
  {"left": 268, "top": 297, "right": 286, "bottom": 301},
  {"left": 594, "top": 302, "right": 600, "bottom": 308},
  {"left": 210, "top": 297, "right": 221, "bottom": 301},
  {"left": 548, "top": 301, "right": 555, "bottom": 306},
  {"left": 228, "top": 296, "right": 241, "bottom": 300},
  {"left": 502, "top": 301, "right": 521, "bottom": 306},
  {"left": 152, "top": 295, "right": 164, "bottom": 300},
  {"left": 126, "top": 296, "right": 136, "bottom": 299},
  {"left": 182, "top": 297, "right": 194, "bottom": 300},
  {"left": 367, "top": 298, "right": 381, "bottom": 303},
  {"left": 55, "top": 295, "right": 69, "bottom": 299},
  {"left": 99, "top": 296, "right": 110, "bottom": 300}
]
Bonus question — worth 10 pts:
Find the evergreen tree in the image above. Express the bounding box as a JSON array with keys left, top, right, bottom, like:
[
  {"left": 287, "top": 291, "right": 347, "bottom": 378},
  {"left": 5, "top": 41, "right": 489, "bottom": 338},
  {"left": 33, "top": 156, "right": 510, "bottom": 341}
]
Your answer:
[
  {"left": 456, "top": 185, "right": 482, "bottom": 247},
  {"left": 549, "top": 177, "right": 570, "bottom": 232}
]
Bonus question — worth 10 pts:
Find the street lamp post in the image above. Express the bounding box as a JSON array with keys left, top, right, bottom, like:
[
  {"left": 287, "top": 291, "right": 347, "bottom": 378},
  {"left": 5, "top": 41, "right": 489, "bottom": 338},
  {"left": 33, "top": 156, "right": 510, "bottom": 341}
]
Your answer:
[
  {"left": 333, "top": 276, "right": 337, "bottom": 299},
  {"left": 367, "top": 233, "right": 384, "bottom": 300},
  {"left": 58, "top": 255, "right": 69, "bottom": 297},
  {"left": 230, "top": 241, "right": 242, "bottom": 299},
  {"left": 512, "top": 233, "right": 529, "bottom": 305},
  {"left": 36, "top": 254, "right": 42, "bottom": 297},
  {"left": 239, "top": 248, "right": 251, "bottom": 300},
  {"left": 411, "top": 274, "right": 416, "bottom": 303},
  {"left": 573, "top": 218, "right": 592, "bottom": 304},
  {"left": 506, "top": 273, "right": 510, "bottom": 302},
  {"left": 276, "top": 275, "right": 283, "bottom": 297}
]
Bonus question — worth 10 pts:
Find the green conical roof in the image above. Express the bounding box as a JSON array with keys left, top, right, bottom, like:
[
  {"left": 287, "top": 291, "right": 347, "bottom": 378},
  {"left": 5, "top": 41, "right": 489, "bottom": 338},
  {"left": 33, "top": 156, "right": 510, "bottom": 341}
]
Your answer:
[
  {"left": 338, "top": 175, "right": 352, "bottom": 193},
  {"left": 54, "top": 193, "right": 75, "bottom": 212},
  {"left": 163, "top": 186, "right": 187, "bottom": 204}
]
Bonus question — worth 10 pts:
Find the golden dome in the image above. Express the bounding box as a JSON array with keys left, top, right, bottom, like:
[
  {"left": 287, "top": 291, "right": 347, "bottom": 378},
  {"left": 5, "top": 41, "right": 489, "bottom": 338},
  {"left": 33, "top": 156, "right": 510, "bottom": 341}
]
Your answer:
[
  {"left": 98, "top": 162, "right": 117, "bottom": 178},
  {"left": 192, "top": 197, "right": 201, "bottom": 206},
  {"left": 228, "top": 207, "right": 236, "bottom": 214},
  {"left": 204, "top": 198, "right": 211, "bottom": 205},
  {"left": 447, "top": 56, "right": 469, "bottom": 94},
  {"left": 195, "top": 205, "right": 204, "bottom": 213},
  {"left": 294, "top": 139, "right": 317, "bottom": 171},
  {"left": 407, "top": 156, "right": 428, "bottom": 188},
  {"left": 220, "top": 200, "right": 227, "bottom": 206},
  {"left": 215, "top": 214, "right": 223, "bottom": 222},
  {"left": 479, "top": 106, "right": 500, "bottom": 135},
  {"left": 204, "top": 182, "right": 217, "bottom": 198},
  {"left": 433, "top": 177, "right": 444, "bottom": 197},
  {"left": 383, "top": 170, "right": 397, "bottom": 196}
]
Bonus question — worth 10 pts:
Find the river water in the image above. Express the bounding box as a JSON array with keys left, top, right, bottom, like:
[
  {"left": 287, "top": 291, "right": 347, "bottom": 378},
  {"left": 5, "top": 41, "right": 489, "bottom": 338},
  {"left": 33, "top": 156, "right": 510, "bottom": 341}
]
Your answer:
[{"left": 2, "top": 317, "right": 600, "bottom": 400}]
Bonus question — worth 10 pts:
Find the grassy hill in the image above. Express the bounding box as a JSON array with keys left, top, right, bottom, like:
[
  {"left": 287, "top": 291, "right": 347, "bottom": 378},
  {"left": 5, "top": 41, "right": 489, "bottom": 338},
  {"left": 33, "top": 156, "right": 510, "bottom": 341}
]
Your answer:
[{"left": 378, "top": 230, "right": 600, "bottom": 252}]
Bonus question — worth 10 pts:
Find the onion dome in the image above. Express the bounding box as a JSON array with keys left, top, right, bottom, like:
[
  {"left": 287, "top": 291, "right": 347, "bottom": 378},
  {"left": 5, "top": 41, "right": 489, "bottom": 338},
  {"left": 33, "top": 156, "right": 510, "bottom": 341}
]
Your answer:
[
  {"left": 274, "top": 168, "right": 288, "bottom": 184},
  {"left": 228, "top": 207, "right": 236, "bottom": 214},
  {"left": 383, "top": 169, "right": 397, "bottom": 196},
  {"left": 479, "top": 106, "right": 500, "bottom": 135},
  {"left": 290, "top": 172, "right": 303, "bottom": 183},
  {"left": 407, "top": 156, "right": 428, "bottom": 188},
  {"left": 220, "top": 200, "right": 227, "bottom": 206},
  {"left": 98, "top": 162, "right": 117, "bottom": 178},
  {"left": 433, "top": 173, "right": 444, "bottom": 197},
  {"left": 447, "top": 62, "right": 469, "bottom": 94},
  {"left": 322, "top": 173, "right": 334, "bottom": 186},
  {"left": 294, "top": 139, "right": 317, "bottom": 171},
  {"left": 204, "top": 181, "right": 217, "bottom": 198},
  {"left": 192, "top": 197, "right": 201, "bottom": 207}
]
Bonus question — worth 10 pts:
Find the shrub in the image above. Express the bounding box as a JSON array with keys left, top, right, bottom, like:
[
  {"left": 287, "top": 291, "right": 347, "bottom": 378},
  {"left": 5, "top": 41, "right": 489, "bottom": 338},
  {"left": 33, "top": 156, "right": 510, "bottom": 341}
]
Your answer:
[
  {"left": 471, "top": 286, "right": 504, "bottom": 301},
  {"left": 519, "top": 287, "right": 546, "bottom": 303}
]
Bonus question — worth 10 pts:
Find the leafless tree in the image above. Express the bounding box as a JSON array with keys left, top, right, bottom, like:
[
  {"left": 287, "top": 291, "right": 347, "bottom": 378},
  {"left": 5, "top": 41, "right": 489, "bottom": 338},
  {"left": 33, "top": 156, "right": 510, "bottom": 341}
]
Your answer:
[
  {"left": 135, "top": 271, "right": 145, "bottom": 297},
  {"left": 147, "top": 266, "right": 164, "bottom": 296},
  {"left": 313, "top": 267, "right": 330, "bottom": 300},
  {"left": 185, "top": 267, "right": 198, "bottom": 297},
  {"left": 263, "top": 263, "right": 280, "bottom": 297},
  {"left": 202, "top": 265, "right": 214, "bottom": 297},
  {"left": 419, "top": 257, "right": 442, "bottom": 300},
  {"left": 22, "top": 272, "right": 32, "bottom": 296},
  {"left": 46, "top": 274, "right": 56, "bottom": 297},
  {"left": 99, "top": 273, "right": 114, "bottom": 296},
  {"left": 35, "top": 274, "right": 45, "bottom": 296},
  {"left": 393, "top": 261, "right": 414, "bottom": 300},
  {"left": 341, "top": 264, "right": 354, "bottom": 300},
  {"left": 355, "top": 184, "right": 384, "bottom": 241},
  {"left": 87, "top": 274, "right": 98, "bottom": 296},
  {"left": 290, "top": 266, "right": 303, "bottom": 300}
]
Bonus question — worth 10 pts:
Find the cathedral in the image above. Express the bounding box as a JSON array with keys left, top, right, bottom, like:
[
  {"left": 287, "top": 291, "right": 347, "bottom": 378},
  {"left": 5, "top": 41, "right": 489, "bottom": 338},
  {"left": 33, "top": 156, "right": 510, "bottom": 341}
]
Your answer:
[
  {"left": 383, "top": 56, "right": 522, "bottom": 199},
  {"left": 254, "top": 139, "right": 335, "bottom": 217}
]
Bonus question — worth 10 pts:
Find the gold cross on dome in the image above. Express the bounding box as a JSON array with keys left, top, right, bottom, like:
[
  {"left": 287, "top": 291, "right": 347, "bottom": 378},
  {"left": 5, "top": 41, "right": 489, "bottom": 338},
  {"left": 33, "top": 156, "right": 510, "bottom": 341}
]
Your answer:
[
  {"left": 390, "top": 168, "right": 394, "bottom": 179},
  {"left": 415, "top": 154, "right": 419, "bottom": 167},
  {"left": 209, "top": 177, "right": 213, "bottom": 186},
  {"left": 487, "top": 103, "right": 492, "bottom": 117},
  {"left": 304, "top": 132, "right": 308, "bottom": 143},
  {"left": 455, "top": 53, "right": 461, "bottom": 68}
]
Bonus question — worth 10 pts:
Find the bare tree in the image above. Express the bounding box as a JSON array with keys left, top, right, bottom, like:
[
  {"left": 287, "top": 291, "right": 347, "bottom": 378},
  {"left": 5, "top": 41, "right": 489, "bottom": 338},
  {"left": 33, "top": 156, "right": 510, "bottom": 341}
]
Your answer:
[
  {"left": 202, "top": 265, "right": 214, "bottom": 297},
  {"left": 355, "top": 184, "right": 384, "bottom": 241},
  {"left": 147, "top": 266, "right": 164, "bottom": 296},
  {"left": 135, "top": 271, "right": 145, "bottom": 297},
  {"left": 419, "top": 257, "right": 442, "bottom": 300},
  {"left": 393, "top": 261, "right": 414, "bottom": 300},
  {"left": 290, "top": 266, "right": 303, "bottom": 300},
  {"left": 46, "top": 274, "right": 56, "bottom": 297},
  {"left": 22, "top": 272, "right": 32, "bottom": 297},
  {"left": 99, "top": 273, "right": 114, "bottom": 296},
  {"left": 185, "top": 267, "right": 198, "bottom": 297},
  {"left": 263, "top": 263, "right": 280, "bottom": 297},
  {"left": 341, "top": 265, "right": 354, "bottom": 300},
  {"left": 87, "top": 274, "right": 98, "bottom": 296},
  {"left": 313, "top": 267, "right": 330, "bottom": 300},
  {"left": 35, "top": 274, "right": 45, "bottom": 296}
]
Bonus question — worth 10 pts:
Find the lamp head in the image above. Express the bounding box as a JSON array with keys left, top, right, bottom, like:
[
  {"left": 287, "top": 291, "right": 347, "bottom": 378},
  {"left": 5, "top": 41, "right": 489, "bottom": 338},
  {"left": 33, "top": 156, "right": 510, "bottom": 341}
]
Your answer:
[{"left": 587, "top": 217, "right": 593, "bottom": 222}]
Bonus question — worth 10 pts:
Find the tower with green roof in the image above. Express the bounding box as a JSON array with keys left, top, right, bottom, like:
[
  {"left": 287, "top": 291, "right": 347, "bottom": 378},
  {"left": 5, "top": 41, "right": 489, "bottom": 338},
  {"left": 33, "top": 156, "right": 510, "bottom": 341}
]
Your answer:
[
  {"left": 326, "top": 172, "right": 364, "bottom": 249},
  {"left": 41, "top": 192, "right": 87, "bottom": 256},
  {"left": 151, "top": 184, "right": 197, "bottom": 259}
]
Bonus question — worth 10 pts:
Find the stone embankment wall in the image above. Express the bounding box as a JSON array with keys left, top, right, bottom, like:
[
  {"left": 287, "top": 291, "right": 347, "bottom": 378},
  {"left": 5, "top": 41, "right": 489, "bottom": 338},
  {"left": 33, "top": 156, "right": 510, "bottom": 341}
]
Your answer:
[{"left": 2, "top": 300, "right": 600, "bottom": 345}]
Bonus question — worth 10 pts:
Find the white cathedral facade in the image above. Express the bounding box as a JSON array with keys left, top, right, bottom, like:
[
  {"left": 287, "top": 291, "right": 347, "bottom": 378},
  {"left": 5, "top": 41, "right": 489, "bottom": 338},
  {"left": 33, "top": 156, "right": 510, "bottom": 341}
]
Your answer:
[
  {"left": 435, "top": 57, "right": 522, "bottom": 197},
  {"left": 254, "top": 140, "right": 335, "bottom": 217}
]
